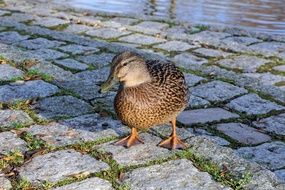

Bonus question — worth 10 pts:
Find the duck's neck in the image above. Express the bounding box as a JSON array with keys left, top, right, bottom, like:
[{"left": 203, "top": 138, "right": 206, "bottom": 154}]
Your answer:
[{"left": 123, "top": 71, "right": 152, "bottom": 88}]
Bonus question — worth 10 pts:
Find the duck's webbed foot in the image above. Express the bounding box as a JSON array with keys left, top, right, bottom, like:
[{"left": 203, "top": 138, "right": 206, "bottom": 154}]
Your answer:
[
  {"left": 114, "top": 127, "right": 144, "bottom": 148},
  {"left": 158, "top": 135, "right": 186, "bottom": 150},
  {"left": 158, "top": 118, "right": 187, "bottom": 150}
]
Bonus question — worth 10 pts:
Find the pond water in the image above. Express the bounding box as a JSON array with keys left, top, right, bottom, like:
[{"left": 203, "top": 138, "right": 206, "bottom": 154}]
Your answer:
[{"left": 65, "top": 0, "right": 285, "bottom": 35}]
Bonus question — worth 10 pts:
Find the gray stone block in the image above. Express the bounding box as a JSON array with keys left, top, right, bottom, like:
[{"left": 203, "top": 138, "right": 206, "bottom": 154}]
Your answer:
[
  {"left": 0, "top": 109, "right": 33, "bottom": 128},
  {"left": 173, "top": 53, "right": 208, "bottom": 68},
  {"left": 128, "top": 21, "right": 169, "bottom": 35},
  {"left": 215, "top": 123, "right": 271, "bottom": 145},
  {"left": 154, "top": 40, "right": 197, "bottom": 52},
  {"left": 177, "top": 108, "right": 239, "bottom": 125},
  {"left": 35, "top": 96, "right": 93, "bottom": 119},
  {"left": 226, "top": 94, "right": 284, "bottom": 115},
  {"left": 86, "top": 27, "right": 131, "bottom": 39},
  {"left": 76, "top": 53, "right": 115, "bottom": 67},
  {"left": 15, "top": 38, "right": 65, "bottom": 50},
  {"left": 52, "top": 177, "right": 114, "bottom": 190},
  {"left": 58, "top": 44, "right": 99, "bottom": 55},
  {"left": 0, "top": 31, "right": 29, "bottom": 44},
  {"left": 32, "top": 17, "right": 70, "bottom": 27},
  {"left": 123, "top": 159, "right": 231, "bottom": 190},
  {"left": 97, "top": 133, "right": 172, "bottom": 166},
  {"left": 193, "top": 48, "right": 232, "bottom": 58},
  {"left": 0, "top": 175, "right": 12, "bottom": 190},
  {"left": 253, "top": 113, "right": 285, "bottom": 136},
  {"left": 188, "top": 95, "right": 211, "bottom": 109},
  {"left": 0, "top": 64, "right": 23, "bottom": 81},
  {"left": 0, "top": 131, "right": 27, "bottom": 154},
  {"left": 19, "top": 149, "right": 109, "bottom": 184},
  {"left": 217, "top": 55, "right": 270, "bottom": 73},
  {"left": 191, "top": 81, "right": 248, "bottom": 102},
  {"left": 119, "top": 34, "right": 166, "bottom": 45},
  {"left": 236, "top": 141, "right": 285, "bottom": 170},
  {"left": 184, "top": 73, "right": 206, "bottom": 87},
  {"left": 54, "top": 59, "right": 88, "bottom": 71},
  {"left": 28, "top": 49, "right": 68, "bottom": 60},
  {"left": 0, "top": 80, "right": 59, "bottom": 103}
]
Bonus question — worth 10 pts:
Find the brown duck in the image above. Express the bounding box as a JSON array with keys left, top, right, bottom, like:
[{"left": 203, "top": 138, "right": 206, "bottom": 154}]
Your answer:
[{"left": 100, "top": 51, "right": 188, "bottom": 149}]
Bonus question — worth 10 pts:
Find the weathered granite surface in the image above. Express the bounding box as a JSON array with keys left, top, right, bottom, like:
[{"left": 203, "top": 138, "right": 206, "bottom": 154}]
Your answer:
[{"left": 0, "top": 0, "right": 284, "bottom": 189}]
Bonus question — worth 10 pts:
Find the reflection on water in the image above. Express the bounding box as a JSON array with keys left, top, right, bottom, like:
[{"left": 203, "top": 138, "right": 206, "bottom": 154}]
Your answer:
[{"left": 65, "top": 0, "right": 285, "bottom": 35}]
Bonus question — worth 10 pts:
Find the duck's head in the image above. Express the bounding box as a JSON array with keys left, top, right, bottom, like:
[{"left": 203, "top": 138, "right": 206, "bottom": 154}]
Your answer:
[{"left": 100, "top": 51, "right": 151, "bottom": 93}]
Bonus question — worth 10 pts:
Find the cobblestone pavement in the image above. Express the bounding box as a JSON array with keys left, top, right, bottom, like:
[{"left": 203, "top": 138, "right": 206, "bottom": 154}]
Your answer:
[{"left": 0, "top": 0, "right": 285, "bottom": 189}]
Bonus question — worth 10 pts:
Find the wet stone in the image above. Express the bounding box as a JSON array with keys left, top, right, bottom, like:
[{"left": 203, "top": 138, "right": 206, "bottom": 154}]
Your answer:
[
  {"left": 0, "top": 31, "right": 29, "bottom": 44},
  {"left": 19, "top": 149, "right": 109, "bottom": 184},
  {"left": 188, "top": 95, "right": 211, "bottom": 109},
  {"left": 32, "top": 17, "right": 70, "bottom": 27},
  {"left": 119, "top": 33, "right": 166, "bottom": 45},
  {"left": 244, "top": 72, "right": 285, "bottom": 86},
  {"left": 35, "top": 96, "right": 93, "bottom": 119},
  {"left": 123, "top": 159, "right": 231, "bottom": 190},
  {"left": 236, "top": 141, "right": 285, "bottom": 170},
  {"left": 128, "top": 21, "right": 169, "bottom": 35},
  {"left": 191, "top": 81, "right": 247, "bottom": 102},
  {"left": 0, "top": 64, "right": 23, "bottom": 81},
  {"left": 60, "top": 114, "right": 128, "bottom": 136},
  {"left": 153, "top": 40, "right": 197, "bottom": 52},
  {"left": 274, "top": 169, "right": 285, "bottom": 184},
  {"left": 226, "top": 94, "right": 284, "bottom": 115},
  {"left": 184, "top": 73, "right": 206, "bottom": 87},
  {"left": 215, "top": 123, "right": 271, "bottom": 145},
  {"left": 76, "top": 53, "right": 115, "bottom": 67},
  {"left": 54, "top": 59, "right": 88, "bottom": 71},
  {"left": 216, "top": 55, "right": 270, "bottom": 73},
  {"left": 188, "top": 31, "right": 231, "bottom": 46},
  {"left": 177, "top": 108, "right": 239, "bottom": 125},
  {"left": 0, "top": 80, "right": 59, "bottom": 103},
  {"left": 273, "top": 65, "right": 285, "bottom": 72},
  {"left": 86, "top": 27, "right": 131, "bottom": 39},
  {"left": 0, "top": 109, "right": 33, "bottom": 128},
  {"left": 193, "top": 48, "right": 232, "bottom": 58},
  {"left": 253, "top": 113, "right": 285, "bottom": 136},
  {"left": 31, "top": 62, "right": 77, "bottom": 82},
  {"left": 97, "top": 133, "right": 172, "bottom": 166},
  {"left": 15, "top": 38, "right": 65, "bottom": 50},
  {"left": 249, "top": 42, "right": 285, "bottom": 57},
  {"left": 173, "top": 53, "right": 208, "bottom": 68},
  {"left": 28, "top": 49, "right": 68, "bottom": 60},
  {"left": 0, "top": 175, "right": 12, "bottom": 190},
  {"left": 57, "top": 44, "right": 99, "bottom": 55},
  {"left": 0, "top": 131, "right": 27, "bottom": 154},
  {"left": 52, "top": 177, "right": 114, "bottom": 190}
]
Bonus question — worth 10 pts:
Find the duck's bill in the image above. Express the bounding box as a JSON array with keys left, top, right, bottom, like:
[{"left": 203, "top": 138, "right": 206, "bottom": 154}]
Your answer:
[{"left": 99, "top": 75, "right": 118, "bottom": 93}]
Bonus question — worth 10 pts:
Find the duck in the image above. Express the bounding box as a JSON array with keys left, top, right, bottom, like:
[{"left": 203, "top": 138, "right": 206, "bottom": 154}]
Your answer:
[{"left": 100, "top": 51, "right": 189, "bottom": 149}]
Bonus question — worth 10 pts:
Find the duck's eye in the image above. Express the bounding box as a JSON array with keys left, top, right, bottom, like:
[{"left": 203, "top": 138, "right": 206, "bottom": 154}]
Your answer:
[{"left": 121, "top": 62, "right": 128, "bottom": 66}]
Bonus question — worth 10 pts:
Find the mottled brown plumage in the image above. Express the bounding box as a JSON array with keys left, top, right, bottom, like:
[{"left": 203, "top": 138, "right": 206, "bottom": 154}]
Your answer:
[{"left": 100, "top": 51, "right": 189, "bottom": 149}]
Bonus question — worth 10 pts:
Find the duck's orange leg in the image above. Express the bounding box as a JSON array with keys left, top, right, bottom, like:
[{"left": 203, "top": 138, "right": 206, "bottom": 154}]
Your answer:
[
  {"left": 158, "top": 118, "right": 187, "bottom": 150},
  {"left": 114, "top": 127, "right": 144, "bottom": 148}
]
